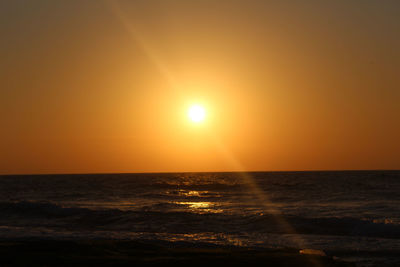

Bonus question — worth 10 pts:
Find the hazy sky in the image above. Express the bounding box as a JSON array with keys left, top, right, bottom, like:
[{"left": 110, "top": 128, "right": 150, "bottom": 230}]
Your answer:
[{"left": 1, "top": 0, "right": 399, "bottom": 174}]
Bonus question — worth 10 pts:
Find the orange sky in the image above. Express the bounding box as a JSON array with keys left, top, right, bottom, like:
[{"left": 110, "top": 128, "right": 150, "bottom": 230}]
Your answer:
[{"left": 0, "top": 0, "right": 399, "bottom": 174}]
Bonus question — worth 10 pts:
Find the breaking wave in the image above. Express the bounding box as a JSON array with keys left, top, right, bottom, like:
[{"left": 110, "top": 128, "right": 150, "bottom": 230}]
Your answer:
[{"left": 1, "top": 201, "right": 399, "bottom": 239}]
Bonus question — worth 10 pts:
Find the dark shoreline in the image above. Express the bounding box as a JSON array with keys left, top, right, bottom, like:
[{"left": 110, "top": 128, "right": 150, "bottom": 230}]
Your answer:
[{"left": 0, "top": 239, "right": 355, "bottom": 266}]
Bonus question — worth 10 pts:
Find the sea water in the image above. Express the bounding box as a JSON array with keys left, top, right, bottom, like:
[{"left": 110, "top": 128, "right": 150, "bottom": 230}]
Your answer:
[{"left": 0, "top": 171, "right": 399, "bottom": 266}]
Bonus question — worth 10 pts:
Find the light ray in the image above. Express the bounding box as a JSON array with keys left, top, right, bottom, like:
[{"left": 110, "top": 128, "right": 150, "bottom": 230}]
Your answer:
[
  {"left": 106, "top": 2, "right": 321, "bottom": 264},
  {"left": 104, "top": 0, "right": 176, "bottom": 87},
  {"left": 207, "top": 131, "right": 322, "bottom": 266}
]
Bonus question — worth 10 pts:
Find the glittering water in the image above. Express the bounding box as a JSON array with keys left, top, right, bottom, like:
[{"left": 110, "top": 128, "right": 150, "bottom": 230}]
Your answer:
[{"left": 0, "top": 171, "right": 399, "bottom": 266}]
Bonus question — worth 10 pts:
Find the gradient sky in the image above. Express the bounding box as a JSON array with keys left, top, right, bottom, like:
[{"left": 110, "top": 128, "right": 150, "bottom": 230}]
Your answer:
[{"left": 1, "top": 0, "right": 399, "bottom": 174}]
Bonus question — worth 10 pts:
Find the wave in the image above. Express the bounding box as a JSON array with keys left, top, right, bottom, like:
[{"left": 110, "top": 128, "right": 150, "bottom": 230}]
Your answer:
[
  {"left": 150, "top": 181, "right": 247, "bottom": 191},
  {"left": 0, "top": 201, "right": 399, "bottom": 239}
]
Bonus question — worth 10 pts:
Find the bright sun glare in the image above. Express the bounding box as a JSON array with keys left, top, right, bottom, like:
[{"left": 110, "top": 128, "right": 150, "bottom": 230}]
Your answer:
[{"left": 188, "top": 105, "right": 205, "bottom": 123}]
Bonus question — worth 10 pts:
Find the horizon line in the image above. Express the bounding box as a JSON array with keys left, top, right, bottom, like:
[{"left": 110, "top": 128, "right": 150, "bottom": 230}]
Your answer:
[{"left": 1, "top": 169, "right": 399, "bottom": 176}]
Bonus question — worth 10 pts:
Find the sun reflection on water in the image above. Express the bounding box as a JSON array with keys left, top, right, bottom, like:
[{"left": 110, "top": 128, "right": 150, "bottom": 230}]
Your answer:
[
  {"left": 174, "top": 201, "right": 223, "bottom": 213},
  {"left": 166, "top": 189, "right": 221, "bottom": 198},
  {"left": 181, "top": 190, "right": 201, "bottom": 197}
]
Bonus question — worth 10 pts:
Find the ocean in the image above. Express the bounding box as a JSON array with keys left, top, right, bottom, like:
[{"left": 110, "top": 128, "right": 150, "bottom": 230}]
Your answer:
[{"left": 0, "top": 171, "right": 399, "bottom": 266}]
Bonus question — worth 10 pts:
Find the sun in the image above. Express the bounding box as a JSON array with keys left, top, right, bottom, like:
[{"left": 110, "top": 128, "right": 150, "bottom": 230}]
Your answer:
[{"left": 188, "top": 105, "right": 205, "bottom": 123}]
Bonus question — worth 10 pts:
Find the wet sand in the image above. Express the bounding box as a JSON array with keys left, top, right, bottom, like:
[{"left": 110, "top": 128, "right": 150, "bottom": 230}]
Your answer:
[{"left": 0, "top": 239, "right": 355, "bottom": 266}]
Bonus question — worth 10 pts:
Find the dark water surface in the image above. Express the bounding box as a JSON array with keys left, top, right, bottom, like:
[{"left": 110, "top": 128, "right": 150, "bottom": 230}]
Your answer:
[{"left": 0, "top": 171, "right": 399, "bottom": 266}]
